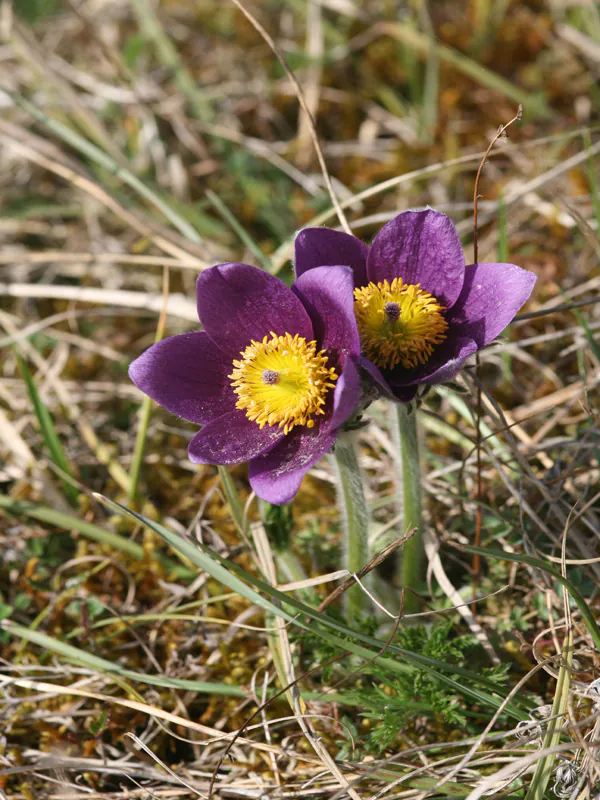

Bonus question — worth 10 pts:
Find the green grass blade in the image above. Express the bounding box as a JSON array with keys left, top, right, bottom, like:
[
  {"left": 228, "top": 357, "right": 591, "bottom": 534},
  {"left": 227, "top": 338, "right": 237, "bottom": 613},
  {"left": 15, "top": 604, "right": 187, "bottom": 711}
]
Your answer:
[
  {"left": 497, "top": 193, "right": 508, "bottom": 262},
  {"left": 460, "top": 544, "right": 600, "bottom": 650},
  {"left": 15, "top": 352, "right": 79, "bottom": 506},
  {"left": 2, "top": 620, "right": 431, "bottom": 711},
  {"left": 205, "top": 189, "right": 271, "bottom": 270},
  {"left": 2, "top": 621, "right": 248, "bottom": 696},
  {"left": 129, "top": 0, "right": 213, "bottom": 122},
  {"left": 435, "top": 386, "right": 511, "bottom": 460},
  {"left": 218, "top": 465, "right": 248, "bottom": 536},
  {"left": 382, "top": 22, "right": 552, "bottom": 119},
  {"left": 95, "top": 494, "right": 532, "bottom": 719},
  {"left": 571, "top": 307, "right": 600, "bottom": 362},
  {"left": 0, "top": 494, "right": 195, "bottom": 577},
  {"left": 127, "top": 394, "right": 153, "bottom": 503},
  {"left": 10, "top": 93, "right": 203, "bottom": 245},
  {"left": 524, "top": 629, "right": 573, "bottom": 800},
  {"left": 0, "top": 494, "right": 143, "bottom": 558},
  {"left": 583, "top": 131, "right": 600, "bottom": 227}
]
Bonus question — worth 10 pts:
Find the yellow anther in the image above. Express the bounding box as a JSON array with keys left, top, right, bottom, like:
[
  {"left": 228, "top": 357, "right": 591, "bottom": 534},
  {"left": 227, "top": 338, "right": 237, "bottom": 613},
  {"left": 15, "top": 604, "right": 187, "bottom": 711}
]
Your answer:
[
  {"left": 354, "top": 278, "right": 448, "bottom": 370},
  {"left": 229, "top": 332, "right": 337, "bottom": 435}
]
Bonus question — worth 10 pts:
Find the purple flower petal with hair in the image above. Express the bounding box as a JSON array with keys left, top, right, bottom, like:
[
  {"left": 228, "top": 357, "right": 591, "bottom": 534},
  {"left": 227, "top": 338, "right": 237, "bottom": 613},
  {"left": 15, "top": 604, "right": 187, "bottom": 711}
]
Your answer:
[
  {"left": 129, "top": 263, "right": 362, "bottom": 504},
  {"left": 294, "top": 209, "right": 537, "bottom": 402},
  {"left": 295, "top": 227, "right": 369, "bottom": 288}
]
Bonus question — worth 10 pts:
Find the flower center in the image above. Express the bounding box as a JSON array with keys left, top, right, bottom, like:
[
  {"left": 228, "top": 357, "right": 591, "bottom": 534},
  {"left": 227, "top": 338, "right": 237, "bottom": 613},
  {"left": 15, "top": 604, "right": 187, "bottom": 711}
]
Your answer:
[
  {"left": 354, "top": 278, "right": 448, "bottom": 370},
  {"left": 229, "top": 332, "right": 338, "bottom": 435}
]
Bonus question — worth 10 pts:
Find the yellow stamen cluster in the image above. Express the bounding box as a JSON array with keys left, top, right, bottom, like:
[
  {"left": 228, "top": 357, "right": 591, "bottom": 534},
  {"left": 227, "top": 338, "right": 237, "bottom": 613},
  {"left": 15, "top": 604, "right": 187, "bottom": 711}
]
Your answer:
[
  {"left": 229, "top": 332, "right": 337, "bottom": 435},
  {"left": 354, "top": 278, "right": 448, "bottom": 370}
]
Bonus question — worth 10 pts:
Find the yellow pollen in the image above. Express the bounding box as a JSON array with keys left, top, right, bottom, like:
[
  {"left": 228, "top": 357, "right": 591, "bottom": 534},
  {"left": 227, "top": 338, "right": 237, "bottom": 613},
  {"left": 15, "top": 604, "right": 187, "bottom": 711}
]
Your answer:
[
  {"left": 229, "top": 331, "right": 338, "bottom": 435},
  {"left": 354, "top": 278, "right": 448, "bottom": 370}
]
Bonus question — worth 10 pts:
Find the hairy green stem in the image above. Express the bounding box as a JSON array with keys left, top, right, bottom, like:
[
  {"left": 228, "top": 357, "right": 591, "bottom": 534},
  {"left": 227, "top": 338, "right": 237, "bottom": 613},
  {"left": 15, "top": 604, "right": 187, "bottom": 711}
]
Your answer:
[
  {"left": 395, "top": 404, "right": 424, "bottom": 613},
  {"left": 333, "top": 433, "right": 370, "bottom": 623}
]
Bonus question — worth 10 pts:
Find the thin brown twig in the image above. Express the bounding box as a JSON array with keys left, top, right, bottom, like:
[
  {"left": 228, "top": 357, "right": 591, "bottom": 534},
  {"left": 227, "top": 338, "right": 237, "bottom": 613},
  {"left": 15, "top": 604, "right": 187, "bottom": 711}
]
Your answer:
[
  {"left": 228, "top": 0, "right": 353, "bottom": 236},
  {"left": 471, "top": 106, "right": 523, "bottom": 613},
  {"left": 514, "top": 295, "right": 600, "bottom": 322},
  {"left": 317, "top": 530, "right": 415, "bottom": 612}
]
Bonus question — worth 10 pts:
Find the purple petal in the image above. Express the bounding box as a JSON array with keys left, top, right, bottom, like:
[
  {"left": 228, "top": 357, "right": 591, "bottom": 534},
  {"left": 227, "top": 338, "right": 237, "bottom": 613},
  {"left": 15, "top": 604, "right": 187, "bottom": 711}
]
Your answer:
[
  {"left": 295, "top": 227, "right": 369, "bottom": 287},
  {"left": 188, "top": 410, "right": 285, "bottom": 465},
  {"left": 330, "top": 356, "right": 361, "bottom": 429},
  {"left": 248, "top": 327, "right": 360, "bottom": 503},
  {"left": 447, "top": 262, "right": 537, "bottom": 346},
  {"left": 292, "top": 265, "right": 360, "bottom": 367},
  {"left": 129, "top": 332, "right": 235, "bottom": 424},
  {"left": 388, "top": 334, "right": 479, "bottom": 387},
  {"left": 358, "top": 356, "right": 397, "bottom": 401},
  {"left": 249, "top": 420, "right": 336, "bottom": 504},
  {"left": 367, "top": 210, "right": 465, "bottom": 308},
  {"left": 196, "top": 263, "right": 313, "bottom": 359}
]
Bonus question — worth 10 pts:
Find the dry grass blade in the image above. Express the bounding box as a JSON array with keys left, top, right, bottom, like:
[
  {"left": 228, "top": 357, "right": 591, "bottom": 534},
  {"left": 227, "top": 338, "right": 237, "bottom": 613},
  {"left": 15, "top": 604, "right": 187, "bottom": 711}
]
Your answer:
[
  {"left": 228, "top": 0, "right": 352, "bottom": 236},
  {"left": 2, "top": 2, "right": 599, "bottom": 797}
]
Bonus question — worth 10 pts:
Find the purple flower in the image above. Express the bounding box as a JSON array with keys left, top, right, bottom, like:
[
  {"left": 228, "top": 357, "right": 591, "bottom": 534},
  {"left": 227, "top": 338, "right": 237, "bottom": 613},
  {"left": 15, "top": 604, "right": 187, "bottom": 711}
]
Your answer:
[
  {"left": 129, "top": 263, "right": 362, "bottom": 504},
  {"left": 295, "top": 209, "right": 537, "bottom": 403}
]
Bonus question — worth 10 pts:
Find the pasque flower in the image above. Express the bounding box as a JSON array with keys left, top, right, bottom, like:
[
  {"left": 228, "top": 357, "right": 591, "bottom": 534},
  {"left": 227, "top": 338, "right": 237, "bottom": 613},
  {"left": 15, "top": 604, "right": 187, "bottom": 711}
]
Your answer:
[
  {"left": 129, "top": 263, "right": 362, "bottom": 504},
  {"left": 295, "top": 209, "right": 537, "bottom": 402}
]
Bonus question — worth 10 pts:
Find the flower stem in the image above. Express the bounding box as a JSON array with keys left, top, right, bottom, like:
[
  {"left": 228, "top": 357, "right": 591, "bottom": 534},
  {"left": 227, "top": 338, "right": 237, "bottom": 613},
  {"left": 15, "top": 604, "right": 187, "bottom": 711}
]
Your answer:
[
  {"left": 333, "top": 433, "right": 370, "bottom": 624},
  {"left": 395, "top": 404, "right": 424, "bottom": 613}
]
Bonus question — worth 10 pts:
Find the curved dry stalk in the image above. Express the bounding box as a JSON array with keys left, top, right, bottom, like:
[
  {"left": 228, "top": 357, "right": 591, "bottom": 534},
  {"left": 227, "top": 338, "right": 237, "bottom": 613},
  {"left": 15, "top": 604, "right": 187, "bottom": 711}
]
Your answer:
[{"left": 228, "top": 0, "right": 352, "bottom": 236}]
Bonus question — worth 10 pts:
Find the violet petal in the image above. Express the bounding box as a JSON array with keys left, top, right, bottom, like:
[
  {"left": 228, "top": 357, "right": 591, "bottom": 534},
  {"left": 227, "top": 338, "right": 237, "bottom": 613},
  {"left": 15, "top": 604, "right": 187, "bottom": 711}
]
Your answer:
[
  {"left": 367, "top": 209, "right": 465, "bottom": 308},
  {"left": 249, "top": 420, "right": 336, "bottom": 505},
  {"left": 330, "top": 356, "right": 362, "bottom": 430},
  {"left": 295, "top": 227, "right": 369, "bottom": 287},
  {"left": 387, "top": 334, "right": 479, "bottom": 387},
  {"left": 357, "top": 356, "right": 397, "bottom": 401},
  {"left": 188, "top": 410, "right": 285, "bottom": 465},
  {"left": 196, "top": 262, "right": 313, "bottom": 359},
  {"left": 447, "top": 262, "right": 537, "bottom": 346},
  {"left": 129, "top": 332, "right": 235, "bottom": 424},
  {"left": 292, "top": 265, "right": 360, "bottom": 367}
]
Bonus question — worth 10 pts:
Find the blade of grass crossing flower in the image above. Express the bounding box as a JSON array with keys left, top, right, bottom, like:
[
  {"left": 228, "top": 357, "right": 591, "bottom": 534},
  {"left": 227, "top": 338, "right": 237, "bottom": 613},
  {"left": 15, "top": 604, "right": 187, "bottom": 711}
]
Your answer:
[
  {"left": 460, "top": 544, "right": 600, "bottom": 650},
  {"left": 15, "top": 352, "right": 79, "bottom": 506},
  {"left": 205, "top": 190, "right": 272, "bottom": 271},
  {"left": 524, "top": 628, "right": 573, "bottom": 800},
  {"left": 95, "top": 494, "right": 533, "bottom": 718}
]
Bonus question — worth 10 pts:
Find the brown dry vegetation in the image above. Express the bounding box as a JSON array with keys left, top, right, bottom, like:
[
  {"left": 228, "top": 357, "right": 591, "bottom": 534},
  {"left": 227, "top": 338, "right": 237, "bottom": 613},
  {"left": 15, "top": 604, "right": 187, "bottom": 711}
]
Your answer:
[{"left": 0, "top": 0, "right": 599, "bottom": 798}]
